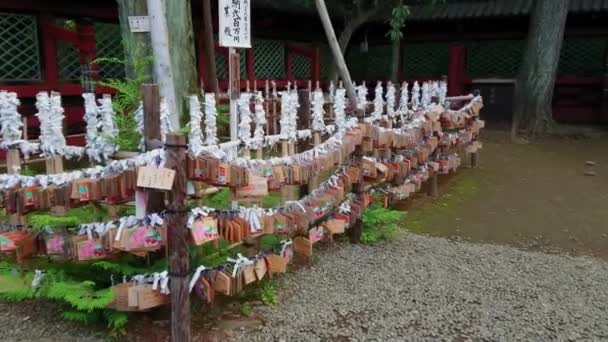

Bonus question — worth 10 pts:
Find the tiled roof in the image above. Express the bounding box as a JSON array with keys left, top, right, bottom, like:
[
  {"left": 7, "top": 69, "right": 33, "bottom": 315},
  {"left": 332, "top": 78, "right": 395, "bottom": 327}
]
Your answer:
[{"left": 409, "top": 0, "right": 608, "bottom": 21}]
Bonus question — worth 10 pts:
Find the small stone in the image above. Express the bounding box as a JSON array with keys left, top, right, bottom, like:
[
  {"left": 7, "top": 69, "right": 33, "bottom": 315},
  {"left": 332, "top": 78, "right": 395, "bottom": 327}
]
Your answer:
[
  {"left": 585, "top": 161, "right": 596, "bottom": 166},
  {"left": 584, "top": 171, "right": 596, "bottom": 176}
]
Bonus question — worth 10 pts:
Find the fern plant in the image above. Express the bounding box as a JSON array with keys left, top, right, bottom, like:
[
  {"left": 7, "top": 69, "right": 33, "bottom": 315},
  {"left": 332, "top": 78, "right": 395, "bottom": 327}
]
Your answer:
[
  {"left": 94, "top": 46, "right": 153, "bottom": 151},
  {"left": 361, "top": 203, "right": 405, "bottom": 244}
]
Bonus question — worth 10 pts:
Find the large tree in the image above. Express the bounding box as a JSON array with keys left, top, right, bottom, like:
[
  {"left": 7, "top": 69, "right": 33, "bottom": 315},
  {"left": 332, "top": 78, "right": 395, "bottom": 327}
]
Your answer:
[{"left": 512, "top": 0, "right": 569, "bottom": 138}]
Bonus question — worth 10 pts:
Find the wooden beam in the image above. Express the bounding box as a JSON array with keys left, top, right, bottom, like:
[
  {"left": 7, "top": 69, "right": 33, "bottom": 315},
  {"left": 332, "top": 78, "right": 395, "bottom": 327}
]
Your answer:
[
  {"left": 142, "top": 84, "right": 165, "bottom": 214},
  {"left": 164, "top": 133, "right": 191, "bottom": 342}
]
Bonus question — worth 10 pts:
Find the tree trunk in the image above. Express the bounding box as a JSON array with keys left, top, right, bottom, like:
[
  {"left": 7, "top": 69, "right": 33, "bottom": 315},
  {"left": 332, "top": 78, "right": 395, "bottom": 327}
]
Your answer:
[
  {"left": 315, "top": 0, "right": 357, "bottom": 108},
  {"left": 116, "top": 0, "right": 153, "bottom": 80},
  {"left": 390, "top": 38, "right": 401, "bottom": 82},
  {"left": 512, "top": 0, "right": 569, "bottom": 138},
  {"left": 163, "top": 0, "right": 200, "bottom": 127},
  {"left": 201, "top": 0, "right": 219, "bottom": 95},
  {"left": 327, "top": 21, "right": 360, "bottom": 83}
]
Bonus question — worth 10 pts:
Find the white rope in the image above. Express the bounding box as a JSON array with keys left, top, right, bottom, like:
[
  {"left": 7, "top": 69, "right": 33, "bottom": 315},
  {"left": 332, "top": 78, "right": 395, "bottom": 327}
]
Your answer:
[
  {"left": 386, "top": 82, "right": 396, "bottom": 118},
  {"left": 421, "top": 82, "right": 431, "bottom": 110},
  {"left": 203, "top": 93, "right": 219, "bottom": 146},
  {"left": 411, "top": 81, "right": 421, "bottom": 110},
  {"left": 237, "top": 93, "right": 253, "bottom": 148},
  {"left": 133, "top": 101, "right": 145, "bottom": 151},
  {"left": 333, "top": 87, "right": 346, "bottom": 129},
  {"left": 160, "top": 98, "right": 173, "bottom": 143},
  {"left": 371, "top": 82, "right": 384, "bottom": 122},
  {"left": 98, "top": 95, "right": 118, "bottom": 159},
  {"left": 0, "top": 91, "right": 22, "bottom": 143},
  {"left": 188, "top": 95, "right": 205, "bottom": 157},
  {"left": 36, "top": 92, "right": 67, "bottom": 158},
  {"left": 356, "top": 82, "right": 368, "bottom": 111},
  {"left": 253, "top": 91, "right": 266, "bottom": 149},
  {"left": 311, "top": 88, "right": 326, "bottom": 132},
  {"left": 439, "top": 80, "right": 448, "bottom": 106}
]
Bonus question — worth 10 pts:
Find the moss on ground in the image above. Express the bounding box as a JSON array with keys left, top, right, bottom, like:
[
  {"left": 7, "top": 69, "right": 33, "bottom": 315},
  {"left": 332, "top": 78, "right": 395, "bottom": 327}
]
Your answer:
[{"left": 403, "top": 171, "right": 480, "bottom": 234}]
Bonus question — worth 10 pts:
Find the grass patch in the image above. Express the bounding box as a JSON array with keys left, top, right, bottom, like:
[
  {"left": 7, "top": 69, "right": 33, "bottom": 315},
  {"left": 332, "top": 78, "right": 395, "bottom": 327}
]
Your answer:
[{"left": 405, "top": 172, "right": 480, "bottom": 233}]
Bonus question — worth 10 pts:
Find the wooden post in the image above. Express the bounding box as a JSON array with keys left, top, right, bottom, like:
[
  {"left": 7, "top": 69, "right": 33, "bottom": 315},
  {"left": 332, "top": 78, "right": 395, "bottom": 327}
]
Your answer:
[
  {"left": 229, "top": 48, "right": 240, "bottom": 144},
  {"left": 308, "top": 132, "right": 322, "bottom": 193},
  {"left": 7, "top": 147, "right": 22, "bottom": 225},
  {"left": 142, "top": 84, "right": 165, "bottom": 213},
  {"left": 6, "top": 150, "right": 20, "bottom": 174},
  {"left": 228, "top": 49, "right": 241, "bottom": 208},
  {"left": 471, "top": 151, "right": 478, "bottom": 168},
  {"left": 164, "top": 133, "right": 190, "bottom": 342},
  {"left": 264, "top": 80, "right": 271, "bottom": 134},
  {"left": 201, "top": 0, "right": 219, "bottom": 95},
  {"left": 427, "top": 170, "right": 438, "bottom": 198},
  {"left": 281, "top": 141, "right": 289, "bottom": 157},
  {"left": 272, "top": 81, "right": 278, "bottom": 136}
]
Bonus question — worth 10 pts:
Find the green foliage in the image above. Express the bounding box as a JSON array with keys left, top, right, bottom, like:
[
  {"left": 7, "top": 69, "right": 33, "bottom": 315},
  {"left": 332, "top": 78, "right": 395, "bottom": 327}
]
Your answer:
[
  {"left": 262, "top": 192, "right": 283, "bottom": 208},
  {"left": 92, "top": 260, "right": 153, "bottom": 277},
  {"left": 0, "top": 266, "right": 121, "bottom": 330},
  {"left": 240, "top": 302, "right": 252, "bottom": 317},
  {"left": 190, "top": 239, "right": 233, "bottom": 268},
  {"left": 62, "top": 310, "right": 97, "bottom": 324},
  {"left": 20, "top": 165, "right": 37, "bottom": 176},
  {"left": 361, "top": 203, "right": 404, "bottom": 244},
  {"left": 201, "top": 188, "right": 232, "bottom": 210},
  {"left": 260, "top": 234, "right": 284, "bottom": 252},
  {"left": 27, "top": 205, "right": 107, "bottom": 230},
  {"left": 260, "top": 280, "right": 278, "bottom": 305},
  {"left": 216, "top": 104, "right": 230, "bottom": 132},
  {"left": 94, "top": 48, "right": 153, "bottom": 152},
  {"left": 104, "top": 310, "right": 130, "bottom": 332},
  {"left": 386, "top": 0, "right": 410, "bottom": 41}
]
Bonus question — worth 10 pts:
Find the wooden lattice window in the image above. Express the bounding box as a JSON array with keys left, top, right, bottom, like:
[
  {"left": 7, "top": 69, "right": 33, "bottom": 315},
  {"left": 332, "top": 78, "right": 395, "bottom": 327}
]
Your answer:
[
  {"left": 0, "top": 13, "right": 42, "bottom": 81},
  {"left": 95, "top": 22, "right": 126, "bottom": 79}
]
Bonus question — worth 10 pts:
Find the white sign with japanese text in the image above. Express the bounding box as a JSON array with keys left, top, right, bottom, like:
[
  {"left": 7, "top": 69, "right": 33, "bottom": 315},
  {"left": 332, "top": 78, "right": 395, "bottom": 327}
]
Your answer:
[{"left": 218, "top": 0, "right": 251, "bottom": 48}]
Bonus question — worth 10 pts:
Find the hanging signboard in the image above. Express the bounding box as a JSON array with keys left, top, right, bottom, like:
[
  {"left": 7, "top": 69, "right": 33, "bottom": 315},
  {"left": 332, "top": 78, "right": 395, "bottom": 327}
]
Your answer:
[{"left": 218, "top": 0, "right": 251, "bottom": 48}]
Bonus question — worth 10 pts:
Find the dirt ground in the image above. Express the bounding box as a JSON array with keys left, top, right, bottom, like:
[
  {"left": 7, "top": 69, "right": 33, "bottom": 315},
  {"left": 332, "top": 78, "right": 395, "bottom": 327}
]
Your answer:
[{"left": 400, "top": 129, "right": 608, "bottom": 259}]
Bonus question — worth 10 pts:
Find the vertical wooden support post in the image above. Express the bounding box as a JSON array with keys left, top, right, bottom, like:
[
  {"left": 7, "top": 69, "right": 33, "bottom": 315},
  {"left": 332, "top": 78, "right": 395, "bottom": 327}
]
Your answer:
[
  {"left": 427, "top": 170, "right": 438, "bottom": 198},
  {"left": 6, "top": 150, "right": 21, "bottom": 174},
  {"left": 448, "top": 45, "right": 467, "bottom": 97},
  {"left": 349, "top": 147, "right": 363, "bottom": 244},
  {"left": 281, "top": 141, "right": 289, "bottom": 157},
  {"left": 164, "top": 133, "right": 190, "bottom": 342},
  {"left": 229, "top": 49, "right": 241, "bottom": 208},
  {"left": 272, "top": 81, "right": 278, "bottom": 136},
  {"left": 471, "top": 151, "right": 478, "bottom": 168},
  {"left": 7, "top": 148, "right": 22, "bottom": 225},
  {"left": 264, "top": 80, "right": 271, "bottom": 134},
  {"left": 308, "top": 132, "right": 322, "bottom": 193},
  {"left": 229, "top": 48, "right": 240, "bottom": 144},
  {"left": 142, "top": 84, "right": 165, "bottom": 213}
]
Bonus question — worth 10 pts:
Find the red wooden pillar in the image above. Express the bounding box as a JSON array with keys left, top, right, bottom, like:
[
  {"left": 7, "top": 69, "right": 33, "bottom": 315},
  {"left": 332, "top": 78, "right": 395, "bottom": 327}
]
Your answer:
[
  {"left": 197, "top": 24, "right": 206, "bottom": 90},
  {"left": 40, "top": 14, "right": 59, "bottom": 88},
  {"left": 448, "top": 45, "right": 467, "bottom": 96},
  {"left": 76, "top": 19, "right": 97, "bottom": 92},
  {"left": 312, "top": 46, "right": 321, "bottom": 83},
  {"left": 397, "top": 39, "right": 404, "bottom": 80},
  {"left": 246, "top": 48, "right": 255, "bottom": 86},
  {"left": 285, "top": 47, "right": 293, "bottom": 81}
]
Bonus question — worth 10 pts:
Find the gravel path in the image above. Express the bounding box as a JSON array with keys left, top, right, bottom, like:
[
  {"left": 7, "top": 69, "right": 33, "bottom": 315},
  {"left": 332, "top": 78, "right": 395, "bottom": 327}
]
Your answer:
[
  {"left": 0, "top": 300, "right": 104, "bottom": 342},
  {"left": 241, "top": 234, "right": 608, "bottom": 341}
]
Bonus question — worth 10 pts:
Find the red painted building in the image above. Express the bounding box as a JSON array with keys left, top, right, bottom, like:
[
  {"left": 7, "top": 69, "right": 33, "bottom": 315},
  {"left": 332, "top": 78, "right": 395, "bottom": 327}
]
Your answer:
[{"left": 0, "top": 0, "right": 607, "bottom": 138}]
